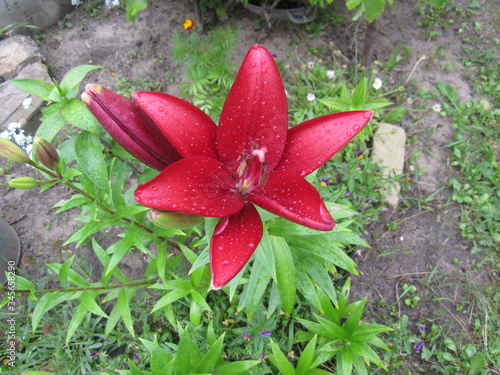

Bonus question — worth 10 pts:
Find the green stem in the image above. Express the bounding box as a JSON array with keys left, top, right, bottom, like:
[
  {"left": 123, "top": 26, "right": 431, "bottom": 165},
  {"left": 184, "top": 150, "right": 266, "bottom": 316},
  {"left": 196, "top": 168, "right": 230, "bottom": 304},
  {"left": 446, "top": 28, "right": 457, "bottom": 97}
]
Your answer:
[
  {"left": 7, "top": 279, "right": 156, "bottom": 295},
  {"left": 32, "top": 163, "right": 179, "bottom": 248}
]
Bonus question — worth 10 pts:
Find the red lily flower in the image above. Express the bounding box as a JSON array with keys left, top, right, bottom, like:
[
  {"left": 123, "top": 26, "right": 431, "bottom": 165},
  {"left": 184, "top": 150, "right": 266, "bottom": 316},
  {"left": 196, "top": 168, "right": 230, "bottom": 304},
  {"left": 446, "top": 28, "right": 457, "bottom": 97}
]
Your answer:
[{"left": 132, "top": 45, "right": 373, "bottom": 289}]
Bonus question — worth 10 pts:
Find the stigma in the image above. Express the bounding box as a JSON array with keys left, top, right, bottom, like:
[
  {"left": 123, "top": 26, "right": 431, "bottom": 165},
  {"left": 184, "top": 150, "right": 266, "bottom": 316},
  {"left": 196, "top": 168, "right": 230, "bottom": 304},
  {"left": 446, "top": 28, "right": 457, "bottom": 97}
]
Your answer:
[{"left": 236, "top": 146, "right": 268, "bottom": 195}]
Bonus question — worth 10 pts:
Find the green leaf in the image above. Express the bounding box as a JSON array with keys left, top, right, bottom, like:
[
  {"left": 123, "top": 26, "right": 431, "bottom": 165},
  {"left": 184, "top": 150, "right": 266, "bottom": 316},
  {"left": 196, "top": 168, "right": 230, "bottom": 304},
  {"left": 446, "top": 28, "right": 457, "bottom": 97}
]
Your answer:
[
  {"left": 291, "top": 239, "right": 358, "bottom": 275},
  {"left": 64, "top": 213, "right": 117, "bottom": 247},
  {"left": 268, "top": 338, "right": 296, "bottom": 375},
  {"left": 9, "top": 79, "right": 54, "bottom": 101},
  {"left": 423, "top": 0, "right": 448, "bottom": 8},
  {"left": 363, "top": 98, "right": 393, "bottom": 110},
  {"left": 350, "top": 342, "right": 386, "bottom": 369},
  {"left": 60, "top": 65, "right": 101, "bottom": 97},
  {"left": 54, "top": 194, "right": 91, "bottom": 214},
  {"left": 319, "top": 98, "right": 350, "bottom": 111},
  {"left": 151, "top": 345, "right": 174, "bottom": 375},
  {"left": 47, "top": 262, "right": 90, "bottom": 288},
  {"left": 197, "top": 333, "right": 225, "bottom": 373},
  {"left": 351, "top": 78, "right": 367, "bottom": 108},
  {"left": 299, "top": 253, "right": 337, "bottom": 304},
  {"left": 92, "top": 238, "right": 130, "bottom": 285},
  {"left": 437, "top": 81, "right": 459, "bottom": 109},
  {"left": 296, "top": 335, "right": 317, "bottom": 375},
  {"left": 337, "top": 347, "right": 354, "bottom": 375},
  {"left": 468, "top": 352, "right": 487, "bottom": 375},
  {"left": 60, "top": 98, "right": 100, "bottom": 134},
  {"left": 344, "top": 299, "right": 366, "bottom": 335},
  {"left": 175, "top": 327, "right": 203, "bottom": 374},
  {"left": 65, "top": 303, "right": 87, "bottom": 345},
  {"left": 36, "top": 110, "right": 67, "bottom": 142},
  {"left": 351, "top": 323, "right": 393, "bottom": 341},
  {"left": 384, "top": 106, "right": 407, "bottom": 123},
  {"left": 14, "top": 275, "right": 35, "bottom": 292},
  {"left": 105, "top": 239, "right": 133, "bottom": 277},
  {"left": 363, "top": 0, "right": 386, "bottom": 22},
  {"left": 215, "top": 360, "right": 260, "bottom": 375},
  {"left": 254, "top": 229, "right": 276, "bottom": 278},
  {"left": 117, "top": 287, "right": 136, "bottom": 336},
  {"left": 151, "top": 288, "right": 192, "bottom": 313},
  {"left": 32, "top": 291, "right": 82, "bottom": 332},
  {"left": 238, "top": 258, "right": 271, "bottom": 319},
  {"left": 345, "top": 0, "right": 363, "bottom": 9},
  {"left": 298, "top": 316, "right": 346, "bottom": 341},
  {"left": 271, "top": 236, "right": 296, "bottom": 315},
  {"left": 57, "top": 255, "right": 74, "bottom": 288},
  {"left": 75, "top": 131, "right": 109, "bottom": 192},
  {"left": 66, "top": 291, "right": 107, "bottom": 344},
  {"left": 352, "top": 354, "right": 368, "bottom": 375},
  {"left": 125, "top": 0, "right": 148, "bottom": 24}
]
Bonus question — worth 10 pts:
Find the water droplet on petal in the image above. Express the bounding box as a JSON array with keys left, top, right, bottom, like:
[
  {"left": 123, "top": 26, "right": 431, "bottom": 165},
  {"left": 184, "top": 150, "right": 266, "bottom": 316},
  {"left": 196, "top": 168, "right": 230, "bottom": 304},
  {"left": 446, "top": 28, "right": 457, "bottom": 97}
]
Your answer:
[{"left": 353, "top": 124, "right": 360, "bottom": 131}]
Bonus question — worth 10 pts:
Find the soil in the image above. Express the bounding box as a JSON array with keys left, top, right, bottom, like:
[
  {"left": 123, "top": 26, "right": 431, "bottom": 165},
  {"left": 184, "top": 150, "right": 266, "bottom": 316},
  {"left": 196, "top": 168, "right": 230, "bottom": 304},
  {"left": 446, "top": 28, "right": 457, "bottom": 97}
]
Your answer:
[{"left": 1, "top": 0, "right": 497, "bottom": 372}]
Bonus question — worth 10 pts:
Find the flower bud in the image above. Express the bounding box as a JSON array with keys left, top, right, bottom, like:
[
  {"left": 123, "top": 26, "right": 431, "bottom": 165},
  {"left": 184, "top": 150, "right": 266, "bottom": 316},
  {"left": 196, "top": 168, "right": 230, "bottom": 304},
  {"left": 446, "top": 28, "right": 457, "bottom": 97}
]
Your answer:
[
  {"left": 34, "top": 136, "right": 60, "bottom": 171},
  {"left": 82, "top": 84, "right": 182, "bottom": 171},
  {"left": 0, "top": 137, "right": 31, "bottom": 164},
  {"left": 9, "top": 177, "right": 43, "bottom": 190},
  {"left": 147, "top": 209, "right": 204, "bottom": 230}
]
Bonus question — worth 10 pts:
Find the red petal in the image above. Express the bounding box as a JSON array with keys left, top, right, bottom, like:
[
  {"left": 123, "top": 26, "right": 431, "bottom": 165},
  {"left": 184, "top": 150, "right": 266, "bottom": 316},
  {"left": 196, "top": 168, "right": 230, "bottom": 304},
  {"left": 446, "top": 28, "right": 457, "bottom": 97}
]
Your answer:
[
  {"left": 210, "top": 203, "right": 263, "bottom": 289},
  {"left": 83, "top": 84, "right": 182, "bottom": 170},
  {"left": 218, "top": 45, "right": 288, "bottom": 175},
  {"left": 132, "top": 91, "right": 218, "bottom": 159},
  {"left": 134, "top": 156, "right": 244, "bottom": 217},
  {"left": 275, "top": 110, "right": 373, "bottom": 176},
  {"left": 247, "top": 171, "right": 334, "bottom": 231}
]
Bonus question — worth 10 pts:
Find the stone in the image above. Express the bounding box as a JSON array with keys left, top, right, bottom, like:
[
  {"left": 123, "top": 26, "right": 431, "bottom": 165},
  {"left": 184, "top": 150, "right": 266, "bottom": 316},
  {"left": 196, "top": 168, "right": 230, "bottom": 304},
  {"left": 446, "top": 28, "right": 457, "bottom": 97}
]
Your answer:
[
  {"left": 0, "top": 0, "right": 73, "bottom": 36},
  {"left": 371, "top": 123, "right": 406, "bottom": 214},
  {"left": 0, "top": 36, "right": 51, "bottom": 132},
  {"left": 0, "top": 216, "right": 20, "bottom": 285}
]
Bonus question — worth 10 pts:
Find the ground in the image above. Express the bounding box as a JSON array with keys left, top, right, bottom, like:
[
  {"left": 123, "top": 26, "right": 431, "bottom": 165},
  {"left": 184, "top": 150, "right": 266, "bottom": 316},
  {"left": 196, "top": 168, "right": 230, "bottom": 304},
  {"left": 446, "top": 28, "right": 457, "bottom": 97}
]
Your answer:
[{"left": 0, "top": 0, "right": 497, "bottom": 372}]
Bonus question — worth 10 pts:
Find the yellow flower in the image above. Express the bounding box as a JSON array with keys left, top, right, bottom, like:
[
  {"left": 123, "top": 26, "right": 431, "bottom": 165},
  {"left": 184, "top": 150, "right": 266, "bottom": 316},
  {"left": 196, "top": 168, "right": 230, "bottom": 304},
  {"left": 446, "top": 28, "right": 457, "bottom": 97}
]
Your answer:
[{"left": 183, "top": 19, "right": 195, "bottom": 31}]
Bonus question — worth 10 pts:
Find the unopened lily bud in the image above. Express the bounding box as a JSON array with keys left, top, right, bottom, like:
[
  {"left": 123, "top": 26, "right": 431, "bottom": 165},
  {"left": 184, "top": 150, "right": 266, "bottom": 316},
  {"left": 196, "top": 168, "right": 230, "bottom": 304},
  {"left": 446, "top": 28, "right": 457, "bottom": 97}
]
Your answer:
[
  {"left": 148, "top": 209, "right": 204, "bottom": 230},
  {"left": 9, "top": 177, "right": 43, "bottom": 190},
  {"left": 0, "top": 137, "right": 31, "bottom": 164},
  {"left": 82, "top": 84, "right": 182, "bottom": 171},
  {"left": 34, "top": 136, "right": 60, "bottom": 171}
]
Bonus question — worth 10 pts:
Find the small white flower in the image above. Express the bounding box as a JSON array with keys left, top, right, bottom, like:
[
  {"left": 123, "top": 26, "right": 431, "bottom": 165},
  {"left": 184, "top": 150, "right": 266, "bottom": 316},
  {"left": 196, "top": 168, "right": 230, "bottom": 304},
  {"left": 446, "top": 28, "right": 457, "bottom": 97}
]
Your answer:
[
  {"left": 2, "top": 122, "right": 33, "bottom": 155},
  {"left": 432, "top": 103, "right": 442, "bottom": 113},
  {"left": 105, "top": 0, "right": 120, "bottom": 6},
  {"left": 326, "top": 70, "right": 335, "bottom": 79},
  {"left": 373, "top": 78, "right": 383, "bottom": 90},
  {"left": 71, "top": 0, "right": 83, "bottom": 5},
  {"left": 307, "top": 61, "right": 315, "bottom": 69},
  {"left": 307, "top": 93, "right": 316, "bottom": 101},
  {"left": 400, "top": 236, "right": 404, "bottom": 241},
  {"left": 7, "top": 122, "right": 21, "bottom": 132},
  {"left": 22, "top": 97, "right": 32, "bottom": 109}
]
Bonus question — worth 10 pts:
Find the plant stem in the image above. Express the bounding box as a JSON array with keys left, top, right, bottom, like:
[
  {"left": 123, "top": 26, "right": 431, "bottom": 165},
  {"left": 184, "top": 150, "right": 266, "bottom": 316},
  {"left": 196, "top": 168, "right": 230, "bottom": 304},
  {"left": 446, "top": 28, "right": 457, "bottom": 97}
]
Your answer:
[
  {"left": 32, "top": 162, "right": 180, "bottom": 249},
  {"left": 7, "top": 279, "right": 156, "bottom": 295}
]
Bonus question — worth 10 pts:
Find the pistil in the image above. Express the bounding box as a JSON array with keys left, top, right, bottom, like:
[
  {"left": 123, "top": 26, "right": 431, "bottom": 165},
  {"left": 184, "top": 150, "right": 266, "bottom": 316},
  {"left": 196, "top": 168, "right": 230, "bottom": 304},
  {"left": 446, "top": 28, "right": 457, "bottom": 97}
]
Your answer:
[{"left": 237, "top": 146, "right": 268, "bottom": 195}]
